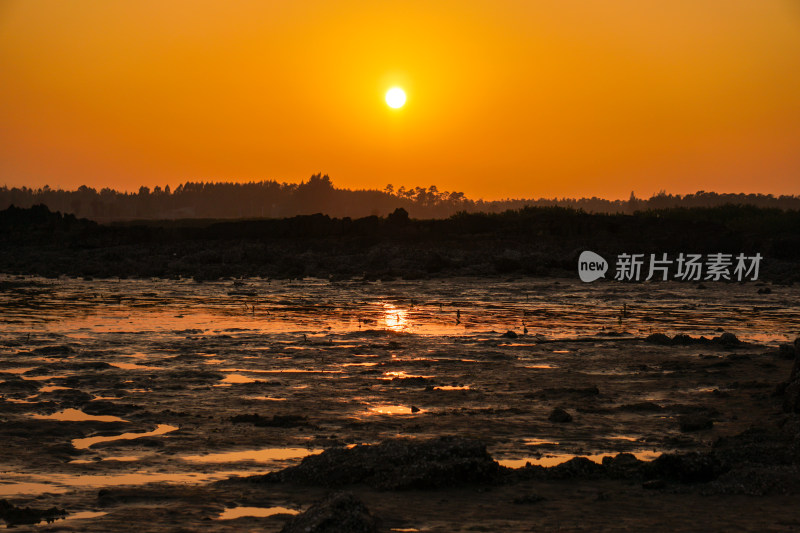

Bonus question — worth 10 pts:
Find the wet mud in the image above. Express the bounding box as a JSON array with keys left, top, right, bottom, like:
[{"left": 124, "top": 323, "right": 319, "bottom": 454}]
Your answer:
[{"left": 1, "top": 276, "right": 799, "bottom": 531}]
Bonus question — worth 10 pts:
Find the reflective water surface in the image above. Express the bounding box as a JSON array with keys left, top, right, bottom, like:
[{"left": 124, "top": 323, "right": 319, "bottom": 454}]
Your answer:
[{"left": 1, "top": 275, "right": 798, "bottom": 501}]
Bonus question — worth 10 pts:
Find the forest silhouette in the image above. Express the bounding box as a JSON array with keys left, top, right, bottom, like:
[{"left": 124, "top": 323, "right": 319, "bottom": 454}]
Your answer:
[{"left": 3, "top": 174, "right": 800, "bottom": 221}]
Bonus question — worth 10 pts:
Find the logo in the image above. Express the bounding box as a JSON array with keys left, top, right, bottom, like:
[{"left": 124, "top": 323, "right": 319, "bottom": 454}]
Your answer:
[
  {"left": 578, "top": 251, "right": 608, "bottom": 282},
  {"left": 577, "top": 251, "right": 762, "bottom": 282}
]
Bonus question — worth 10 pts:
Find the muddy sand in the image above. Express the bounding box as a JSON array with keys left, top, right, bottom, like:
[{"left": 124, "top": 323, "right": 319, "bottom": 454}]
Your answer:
[{"left": 1, "top": 276, "right": 799, "bottom": 531}]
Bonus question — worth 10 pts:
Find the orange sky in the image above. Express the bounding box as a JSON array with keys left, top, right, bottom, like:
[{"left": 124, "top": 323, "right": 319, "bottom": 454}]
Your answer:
[{"left": 1, "top": 0, "right": 799, "bottom": 200}]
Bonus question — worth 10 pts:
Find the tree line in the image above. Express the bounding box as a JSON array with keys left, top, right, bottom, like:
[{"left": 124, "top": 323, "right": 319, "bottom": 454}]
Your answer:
[{"left": 2, "top": 174, "right": 799, "bottom": 221}]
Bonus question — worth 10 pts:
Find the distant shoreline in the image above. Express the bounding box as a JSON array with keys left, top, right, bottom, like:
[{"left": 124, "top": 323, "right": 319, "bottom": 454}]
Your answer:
[{"left": 1, "top": 204, "right": 798, "bottom": 283}]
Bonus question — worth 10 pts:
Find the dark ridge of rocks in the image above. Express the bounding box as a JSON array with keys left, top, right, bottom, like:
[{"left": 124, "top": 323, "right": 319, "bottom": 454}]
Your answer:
[
  {"left": 712, "top": 426, "right": 799, "bottom": 467},
  {"left": 279, "top": 492, "right": 380, "bottom": 533},
  {"left": 546, "top": 457, "right": 605, "bottom": 479},
  {"left": 0, "top": 499, "right": 67, "bottom": 526},
  {"left": 226, "top": 423, "right": 800, "bottom": 496},
  {"left": 645, "top": 332, "right": 744, "bottom": 347},
  {"left": 548, "top": 407, "right": 573, "bottom": 423},
  {"left": 230, "top": 413, "right": 308, "bottom": 427},
  {"left": 704, "top": 464, "right": 800, "bottom": 496},
  {"left": 602, "top": 453, "right": 648, "bottom": 479},
  {"left": 643, "top": 452, "right": 726, "bottom": 484},
  {"left": 245, "top": 437, "right": 504, "bottom": 490},
  {"left": 777, "top": 343, "right": 797, "bottom": 360}
]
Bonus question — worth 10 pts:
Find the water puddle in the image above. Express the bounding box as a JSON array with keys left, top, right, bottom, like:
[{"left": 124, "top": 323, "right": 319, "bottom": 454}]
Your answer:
[
  {"left": 523, "top": 438, "right": 560, "bottom": 446},
  {"left": 217, "top": 373, "right": 257, "bottom": 385},
  {"left": 33, "top": 409, "right": 128, "bottom": 423},
  {"left": 380, "top": 371, "right": 434, "bottom": 380},
  {"left": 0, "top": 367, "right": 36, "bottom": 374},
  {"left": 62, "top": 511, "right": 108, "bottom": 522},
  {"left": 608, "top": 435, "right": 639, "bottom": 442},
  {"left": 39, "top": 385, "right": 72, "bottom": 392},
  {"left": 245, "top": 396, "right": 287, "bottom": 401},
  {"left": 72, "top": 424, "right": 178, "bottom": 449},
  {"left": 0, "top": 471, "right": 259, "bottom": 497},
  {"left": 182, "top": 447, "right": 322, "bottom": 463},
  {"left": 367, "top": 405, "right": 426, "bottom": 415},
  {"left": 498, "top": 450, "right": 661, "bottom": 468},
  {"left": 110, "top": 362, "right": 160, "bottom": 371},
  {"left": 2, "top": 397, "right": 38, "bottom": 404},
  {"left": 69, "top": 456, "right": 141, "bottom": 464},
  {"left": 0, "top": 482, "right": 67, "bottom": 496},
  {"left": 217, "top": 506, "right": 300, "bottom": 520}
]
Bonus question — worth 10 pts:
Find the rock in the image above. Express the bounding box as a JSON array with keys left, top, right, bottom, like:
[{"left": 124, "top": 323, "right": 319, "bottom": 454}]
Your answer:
[
  {"left": 783, "top": 380, "right": 800, "bottom": 413},
  {"left": 602, "top": 453, "right": 646, "bottom": 478},
  {"left": 644, "top": 452, "right": 724, "bottom": 483},
  {"left": 644, "top": 333, "right": 672, "bottom": 345},
  {"left": 714, "top": 332, "right": 741, "bottom": 347},
  {"left": 547, "top": 457, "right": 604, "bottom": 479},
  {"left": 679, "top": 414, "right": 714, "bottom": 432},
  {"left": 777, "top": 343, "right": 797, "bottom": 360},
  {"left": 501, "top": 330, "right": 518, "bottom": 339},
  {"left": 757, "top": 287, "right": 772, "bottom": 294},
  {"left": 250, "top": 436, "right": 503, "bottom": 490},
  {"left": 644, "top": 332, "right": 743, "bottom": 347},
  {"left": 0, "top": 499, "right": 67, "bottom": 526},
  {"left": 279, "top": 492, "right": 379, "bottom": 533},
  {"left": 30, "top": 345, "right": 73, "bottom": 356},
  {"left": 548, "top": 407, "right": 573, "bottom": 423},
  {"left": 642, "top": 479, "right": 666, "bottom": 489}
]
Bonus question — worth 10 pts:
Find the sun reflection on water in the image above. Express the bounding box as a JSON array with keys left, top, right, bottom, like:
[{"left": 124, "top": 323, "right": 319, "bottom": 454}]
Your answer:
[{"left": 382, "top": 304, "right": 408, "bottom": 332}]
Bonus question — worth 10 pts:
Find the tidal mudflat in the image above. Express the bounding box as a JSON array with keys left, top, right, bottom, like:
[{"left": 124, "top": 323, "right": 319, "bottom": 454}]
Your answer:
[{"left": 1, "top": 276, "right": 799, "bottom": 531}]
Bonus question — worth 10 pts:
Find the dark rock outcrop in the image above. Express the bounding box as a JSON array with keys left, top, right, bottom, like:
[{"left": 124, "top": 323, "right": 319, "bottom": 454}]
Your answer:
[
  {"left": 0, "top": 499, "right": 66, "bottom": 526},
  {"left": 279, "top": 492, "right": 379, "bottom": 533},
  {"left": 548, "top": 407, "right": 573, "bottom": 423},
  {"left": 248, "top": 437, "right": 503, "bottom": 489}
]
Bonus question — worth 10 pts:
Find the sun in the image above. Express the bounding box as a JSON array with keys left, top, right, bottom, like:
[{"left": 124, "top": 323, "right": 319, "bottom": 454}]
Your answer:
[{"left": 385, "top": 87, "right": 406, "bottom": 109}]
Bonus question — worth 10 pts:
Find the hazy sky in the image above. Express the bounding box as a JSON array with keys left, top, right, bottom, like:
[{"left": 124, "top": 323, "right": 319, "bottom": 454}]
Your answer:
[{"left": 1, "top": 1, "right": 799, "bottom": 199}]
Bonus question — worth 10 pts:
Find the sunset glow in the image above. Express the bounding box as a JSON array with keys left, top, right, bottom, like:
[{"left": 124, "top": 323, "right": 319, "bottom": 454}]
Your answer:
[{"left": 1, "top": 1, "right": 799, "bottom": 199}]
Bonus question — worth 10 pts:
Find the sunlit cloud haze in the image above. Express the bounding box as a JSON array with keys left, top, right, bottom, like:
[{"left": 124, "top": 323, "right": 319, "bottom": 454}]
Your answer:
[{"left": 1, "top": 0, "right": 799, "bottom": 199}]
